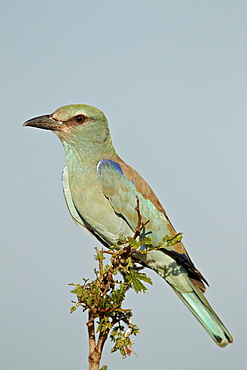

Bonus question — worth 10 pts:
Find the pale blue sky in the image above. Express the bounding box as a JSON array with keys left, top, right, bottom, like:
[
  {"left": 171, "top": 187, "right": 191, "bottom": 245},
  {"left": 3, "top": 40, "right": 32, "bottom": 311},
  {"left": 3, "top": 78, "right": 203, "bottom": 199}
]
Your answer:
[{"left": 1, "top": 1, "right": 246, "bottom": 369}]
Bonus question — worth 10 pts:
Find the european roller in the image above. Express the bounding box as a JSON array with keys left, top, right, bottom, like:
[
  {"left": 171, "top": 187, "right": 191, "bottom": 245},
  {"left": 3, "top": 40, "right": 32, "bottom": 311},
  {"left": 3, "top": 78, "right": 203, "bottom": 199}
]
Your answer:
[{"left": 24, "top": 104, "right": 233, "bottom": 347}]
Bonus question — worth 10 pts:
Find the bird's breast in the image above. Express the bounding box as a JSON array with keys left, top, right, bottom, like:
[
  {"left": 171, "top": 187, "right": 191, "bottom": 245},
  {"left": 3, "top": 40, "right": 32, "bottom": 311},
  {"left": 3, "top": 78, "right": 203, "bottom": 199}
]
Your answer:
[{"left": 68, "top": 167, "right": 133, "bottom": 245}]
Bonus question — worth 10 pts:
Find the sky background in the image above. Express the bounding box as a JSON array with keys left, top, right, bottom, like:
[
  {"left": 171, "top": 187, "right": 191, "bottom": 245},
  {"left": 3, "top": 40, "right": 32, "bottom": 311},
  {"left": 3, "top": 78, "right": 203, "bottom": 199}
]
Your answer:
[{"left": 1, "top": 1, "right": 247, "bottom": 369}]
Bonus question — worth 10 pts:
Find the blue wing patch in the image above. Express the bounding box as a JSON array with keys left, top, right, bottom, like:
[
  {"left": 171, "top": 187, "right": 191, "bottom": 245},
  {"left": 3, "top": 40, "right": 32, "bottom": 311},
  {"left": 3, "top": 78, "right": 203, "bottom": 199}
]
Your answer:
[{"left": 98, "top": 159, "right": 124, "bottom": 176}]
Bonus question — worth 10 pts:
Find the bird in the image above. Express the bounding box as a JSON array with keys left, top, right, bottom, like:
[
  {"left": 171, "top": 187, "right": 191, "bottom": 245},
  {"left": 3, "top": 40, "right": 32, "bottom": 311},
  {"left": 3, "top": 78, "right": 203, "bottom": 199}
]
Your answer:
[{"left": 24, "top": 104, "right": 233, "bottom": 347}]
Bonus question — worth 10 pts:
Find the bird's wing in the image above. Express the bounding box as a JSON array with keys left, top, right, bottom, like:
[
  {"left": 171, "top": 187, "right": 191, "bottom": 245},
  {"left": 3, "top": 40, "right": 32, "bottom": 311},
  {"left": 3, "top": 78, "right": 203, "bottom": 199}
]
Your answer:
[
  {"left": 97, "top": 159, "right": 168, "bottom": 235},
  {"left": 97, "top": 158, "right": 208, "bottom": 290},
  {"left": 98, "top": 159, "right": 181, "bottom": 240},
  {"left": 97, "top": 159, "right": 177, "bottom": 241}
]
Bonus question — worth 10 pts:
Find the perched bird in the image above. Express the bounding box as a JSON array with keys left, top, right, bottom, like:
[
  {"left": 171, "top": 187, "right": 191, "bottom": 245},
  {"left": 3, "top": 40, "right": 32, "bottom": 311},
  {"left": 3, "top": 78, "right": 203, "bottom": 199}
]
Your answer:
[{"left": 24, "top": 104, "right": 233, "bottom": 347}]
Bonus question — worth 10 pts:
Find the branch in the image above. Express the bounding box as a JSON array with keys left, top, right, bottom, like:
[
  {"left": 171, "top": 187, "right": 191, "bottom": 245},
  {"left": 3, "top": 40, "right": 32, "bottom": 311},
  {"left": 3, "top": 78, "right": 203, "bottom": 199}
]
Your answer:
[
  {"left": 133, "top": 196, "right": 149, "bottom": 239},
  {"left": 87, "top": 311, "right": 101, "bottom": 370}
]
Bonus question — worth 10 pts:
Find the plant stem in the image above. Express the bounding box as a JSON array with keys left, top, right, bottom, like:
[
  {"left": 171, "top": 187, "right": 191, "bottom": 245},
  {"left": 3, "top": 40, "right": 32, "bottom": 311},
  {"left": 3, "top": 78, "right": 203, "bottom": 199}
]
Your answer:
[
  {"left": 87, "top": 311, "right": 99, "bottom": 370},
  {"left": 87, "top": 310, "right": 109, "bottom": 370}
]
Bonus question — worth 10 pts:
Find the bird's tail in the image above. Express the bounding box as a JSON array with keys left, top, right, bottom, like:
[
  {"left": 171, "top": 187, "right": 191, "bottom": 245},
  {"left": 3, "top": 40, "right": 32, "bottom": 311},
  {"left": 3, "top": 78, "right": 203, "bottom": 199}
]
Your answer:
[
  {"left": 136, "top": 249, "right": 233, "bottom": 346},
  {"left": 170, "top": 277, "right": 233, "bottom": 347}
]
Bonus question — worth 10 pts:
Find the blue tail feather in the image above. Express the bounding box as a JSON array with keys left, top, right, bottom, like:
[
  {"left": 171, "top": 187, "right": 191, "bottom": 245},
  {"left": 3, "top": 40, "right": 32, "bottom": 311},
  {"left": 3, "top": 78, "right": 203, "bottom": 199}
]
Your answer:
[{"left": 171, "top": 280, "right": 233, "bottom": 347}]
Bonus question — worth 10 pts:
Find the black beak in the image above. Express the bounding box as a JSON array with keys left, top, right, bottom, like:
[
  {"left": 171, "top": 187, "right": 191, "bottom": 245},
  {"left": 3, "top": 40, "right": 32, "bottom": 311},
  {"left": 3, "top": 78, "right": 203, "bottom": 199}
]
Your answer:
[{"left": 23, "top": 115, "right": 64, "bottom": 131}]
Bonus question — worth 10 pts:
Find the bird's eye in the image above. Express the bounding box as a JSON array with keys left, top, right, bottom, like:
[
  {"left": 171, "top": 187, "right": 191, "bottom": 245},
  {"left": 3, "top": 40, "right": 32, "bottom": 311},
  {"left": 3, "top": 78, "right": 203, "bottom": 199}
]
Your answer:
[{"left": 75, "top": 115, "right": 85, "bottom": 124}]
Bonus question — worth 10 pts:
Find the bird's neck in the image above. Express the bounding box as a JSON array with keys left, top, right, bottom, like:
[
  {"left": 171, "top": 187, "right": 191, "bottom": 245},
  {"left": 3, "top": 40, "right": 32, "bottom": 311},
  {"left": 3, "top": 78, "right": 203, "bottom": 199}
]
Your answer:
[{"left": 59, "top": 132, "right": 119, "bottom": 176}]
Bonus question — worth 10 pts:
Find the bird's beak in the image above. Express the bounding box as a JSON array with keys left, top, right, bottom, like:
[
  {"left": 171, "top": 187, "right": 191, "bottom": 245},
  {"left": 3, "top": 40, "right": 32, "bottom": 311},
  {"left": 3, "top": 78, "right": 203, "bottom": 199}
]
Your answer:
[{"left": 23, "top": 115, "right": 64, "bottom": 131}]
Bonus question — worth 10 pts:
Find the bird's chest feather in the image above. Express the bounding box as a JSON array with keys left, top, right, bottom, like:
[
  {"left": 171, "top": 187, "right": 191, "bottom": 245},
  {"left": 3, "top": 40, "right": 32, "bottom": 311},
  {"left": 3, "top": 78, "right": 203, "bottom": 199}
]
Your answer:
[{"left": 67, "top": 165, "right": 132, "bottom": 243}]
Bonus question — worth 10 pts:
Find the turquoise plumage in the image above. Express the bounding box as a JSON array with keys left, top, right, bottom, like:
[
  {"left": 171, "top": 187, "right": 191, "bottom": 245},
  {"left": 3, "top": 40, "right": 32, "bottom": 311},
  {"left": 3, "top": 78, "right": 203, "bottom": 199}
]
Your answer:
[{"left": 24, "top": 104, "right": 233, "bottom": 347}]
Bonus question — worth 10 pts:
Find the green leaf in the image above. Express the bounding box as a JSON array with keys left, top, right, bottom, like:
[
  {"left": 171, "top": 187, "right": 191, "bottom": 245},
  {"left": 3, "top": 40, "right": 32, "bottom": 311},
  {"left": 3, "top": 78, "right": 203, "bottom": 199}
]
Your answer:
[
  {"left": 124, "top": 269, "right": 153, "bottom": 293},
  {"left": 97, "top": 317, "right": 113, "bottom": 333},
  {"left": 166, "top": 232, "right": 183, "bottom": 246},
  {"left": 140, "top": 237, "right": 152, "bottom": 245},
  {"left": 128, "top": 238, "right": 139, "bottom": 249},
  {"left": 70, "top": 286, "right": 83, "bottom": 296},
  {"left": 70, "top": 306, "right": 77, "bottom": 314},
  {"left": 128, "top": 270, "right": 148, "bottom": 293},
  {"left": 134, "top": 271, "right": 153, "bottom": 285},
  {"left": 94, "top": 250, "right": 105, "bottom": 260}
]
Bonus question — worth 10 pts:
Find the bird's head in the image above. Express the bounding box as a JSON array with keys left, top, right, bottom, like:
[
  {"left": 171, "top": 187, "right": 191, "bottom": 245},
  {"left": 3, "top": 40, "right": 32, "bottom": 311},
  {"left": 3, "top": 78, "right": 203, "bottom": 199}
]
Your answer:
[{"left": 23, "top": 104, "right": 113, "bottom": 150}]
